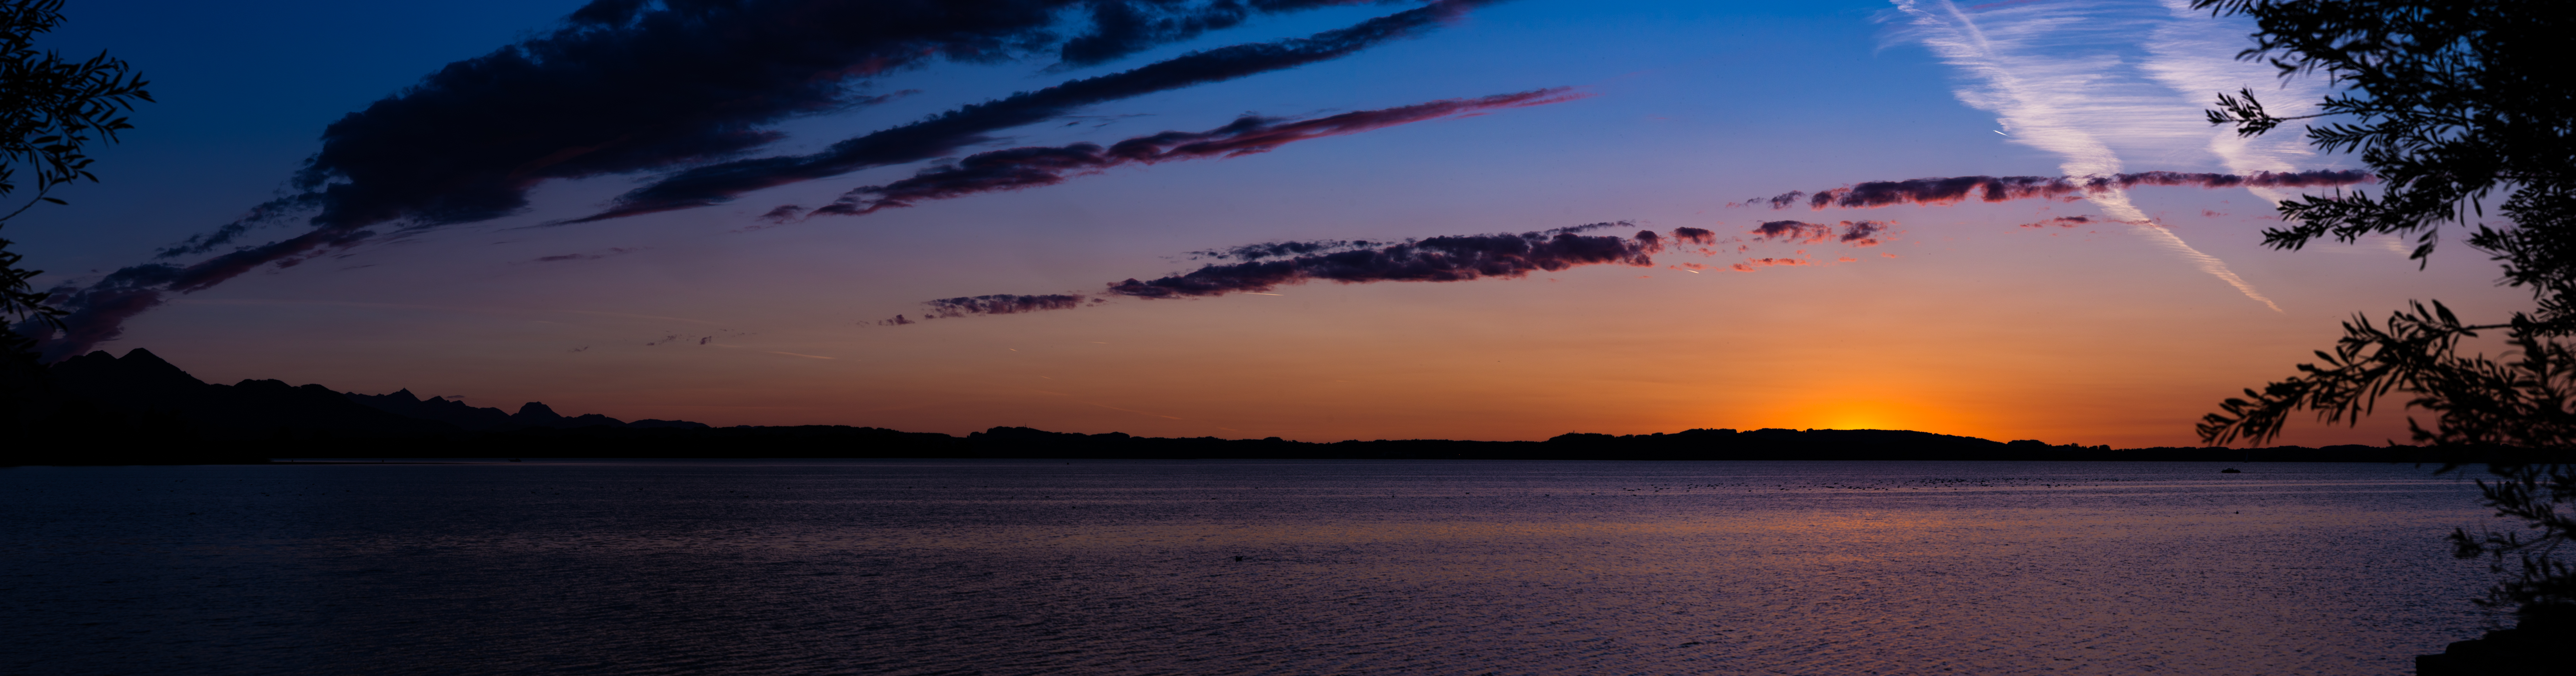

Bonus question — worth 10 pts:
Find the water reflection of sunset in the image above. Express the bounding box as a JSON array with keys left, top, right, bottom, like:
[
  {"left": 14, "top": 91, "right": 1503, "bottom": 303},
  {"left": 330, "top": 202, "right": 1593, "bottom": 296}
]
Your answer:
[
  {"left": 8, "top": 458, "right": 2492, "bottom": 675},
  {"left": 791, "top": 460, "right": 2486, "bottom": 674},
  {"left": 5, "top": 0, "right": 2548, "bottom": 674}
]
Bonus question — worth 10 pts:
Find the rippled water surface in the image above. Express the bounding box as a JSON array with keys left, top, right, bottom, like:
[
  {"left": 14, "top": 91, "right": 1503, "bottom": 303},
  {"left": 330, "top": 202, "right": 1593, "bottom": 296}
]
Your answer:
[{"left": 1, "top": 460, "right": 2505, "bottom": 675}]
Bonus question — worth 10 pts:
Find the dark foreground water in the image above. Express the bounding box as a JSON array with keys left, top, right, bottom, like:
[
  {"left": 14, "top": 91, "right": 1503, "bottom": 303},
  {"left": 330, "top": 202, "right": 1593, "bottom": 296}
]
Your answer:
[{"left": 0, "top": 460, "right": 2504, "bottom": 675}]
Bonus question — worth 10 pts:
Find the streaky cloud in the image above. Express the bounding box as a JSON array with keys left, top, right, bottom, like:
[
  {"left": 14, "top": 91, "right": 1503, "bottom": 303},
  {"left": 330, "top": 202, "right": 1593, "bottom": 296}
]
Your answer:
[
  {"left": 1188, "top": 238, "right": 1389, "bottom": 261},
  {"left": 1059, "top": 0, "right": 1388, "bottom": 66},
  {"left": 27, "top": 265, "right": 181, "bottom": 358},
  {"left": 926, "top": 294, "right": 1095, "bottom": 317},
  {"left": 1889, "top": 0, "right": 2303, "bottom": 312},
  {"left": 1728, "top": 257, "right": 1812, "bottom": 272},
  {"left": 1751, "top": 220, "right": 1835, "bottom": 244},
  {"left": 1107, "top": 222, "right": 1653, "bottom": 298},
  {"left": 911, "top": 222, "right": 1671, "bottom": 318},
  {"left": 576, "top": 0, "right": 1499, "bottom": 223},
  {"left": 1839, "top": 219, "right": 1888, "bottom": 246},
  {"left": 2018, "top": 215, "right": 2098, "bottom": 228},
  {"left": 16, "top": 0, "right": 1480, "bottom": 361},
  {"left": 802, "top": 88, "right": 1581, "bottom": 217},
  {"left": 1765, "top": 170, "right": 2372, "bottom": 211},
  {"left": 211, "top": 0, "right": 1126, "bottom": 248},
  {"left": 531, "top": 247, "right": 643, "bottom": 263},
  {"left": 2136, "top": 0, "right": 2333, "bottom": 205},
  {"left": 1747, "top": 219, "right": 1890, "bottom": 247}
]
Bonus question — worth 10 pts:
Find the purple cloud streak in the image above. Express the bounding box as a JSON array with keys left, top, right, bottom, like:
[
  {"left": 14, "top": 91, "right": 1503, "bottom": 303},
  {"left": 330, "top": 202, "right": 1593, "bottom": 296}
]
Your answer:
[
  {"left": 776, "top": 88, "right": 1582, "bottom": 219},
  {"left": 1761, "top": 170, "right": 2372, "bottom": 211},
  {"left": 16, "top": 0, "right": 1486, "bottom": 360},
  {"left": 912, "top": 223, "right": 1668, "bottom": 319}
]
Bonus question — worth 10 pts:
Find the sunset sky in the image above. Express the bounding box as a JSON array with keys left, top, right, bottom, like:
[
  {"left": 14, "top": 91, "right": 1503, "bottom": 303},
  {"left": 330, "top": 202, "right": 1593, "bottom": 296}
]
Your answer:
[{"left": 12, "top": 0, "right": 2524, "bottom": 447}]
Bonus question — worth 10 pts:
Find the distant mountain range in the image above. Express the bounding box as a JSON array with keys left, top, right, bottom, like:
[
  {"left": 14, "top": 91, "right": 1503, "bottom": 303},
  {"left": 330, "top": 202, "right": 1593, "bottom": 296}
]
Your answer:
[
  {"left": 44, "top": 347, "right": 711, "bottom": 434},
  {"left": 4, "top": 348, "right": 2539, "bottom": 466},
  {"left": 342, "top": 388, "right": 708, "bottom": 432}
]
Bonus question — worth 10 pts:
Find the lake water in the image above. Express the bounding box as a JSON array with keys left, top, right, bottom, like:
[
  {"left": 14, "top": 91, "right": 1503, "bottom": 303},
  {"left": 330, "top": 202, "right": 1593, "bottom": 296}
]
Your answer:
[{"left": 0, "top": 460, "right": 2505, "bottom": 675}]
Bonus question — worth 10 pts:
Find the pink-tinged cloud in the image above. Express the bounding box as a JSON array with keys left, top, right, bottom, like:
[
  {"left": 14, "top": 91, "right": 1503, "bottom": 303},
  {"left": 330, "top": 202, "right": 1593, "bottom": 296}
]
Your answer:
[
  {"left": 1108, "top": 223, "right": 1652, "bottom": 299},
  {"left": 17, "top": 267, "right": 173, "bottom": 361},
  {"left": 1727, "top": 257, "right": 1813, "bottom": 272},
  {"left": 1187, "top": 238, "right": 1389, "bottom": 261},
  {"left": 2017, "top": 215, "right": 2098, "bottom": 228},
  {"left": 1751, "top": 219, "right": 1888, "bottom": 246},
  {"left": 1839, "top": 220, "right": 1887, "bottom": 246},
  {"left": 925, "top": 294, "right": 1093, "bottom": 317},
  {"left": 799, "top": 88, "right": 1583, "bottom": 218},
  {"left": 14, "top": 226, "right": 376, "bottom": 360},
  {"left": 1751, "top": 220, "right": 1835, "bottom": 244},
  {"left": 1633, "top": 229, "right": 1668, "bottom": 252},
  {"left": 1763, "top": 169, "right": 2372, "bottom": 211},
  {"left": 911, "top": 223, "right": 1676, "bottom": 318},
  {"left": 1671, "top": 227, "right": 1717, "bottom": 245},
  {"left": 532, "top": 247, "right": 642, "bottom": 262}
]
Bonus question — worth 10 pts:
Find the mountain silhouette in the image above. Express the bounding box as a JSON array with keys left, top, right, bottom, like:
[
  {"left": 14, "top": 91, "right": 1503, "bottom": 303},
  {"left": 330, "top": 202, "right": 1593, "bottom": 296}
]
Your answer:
[
  {"left": 33, "top": 348, "right": 709, "bottom": 443},
  {"left": 344, "top": 388, "right": 513, "bottom": 430},
  {"left": 48, "top": 349, "right": 454, "bottom": 437},
  {"left": 335, "top": 392, "right": 703, "bottom": 432}
]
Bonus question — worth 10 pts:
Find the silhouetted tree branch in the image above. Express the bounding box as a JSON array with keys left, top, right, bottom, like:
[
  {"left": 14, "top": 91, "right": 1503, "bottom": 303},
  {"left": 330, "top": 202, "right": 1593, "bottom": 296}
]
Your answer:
[
  {"left": 0, "top": 0, "right": 149, "bottom": 338},
  {"left": 2194, "top": 0, "right": 2572, "bottom": 275},
  {"left": 0, "top": 0, "right": 150, "bottom": 219},
  {"left": 2191, "top": 0, "right": 2575, "bottom": 630},
  {"left": 2, "top": 0, "right": 150, "bottom": 433}
]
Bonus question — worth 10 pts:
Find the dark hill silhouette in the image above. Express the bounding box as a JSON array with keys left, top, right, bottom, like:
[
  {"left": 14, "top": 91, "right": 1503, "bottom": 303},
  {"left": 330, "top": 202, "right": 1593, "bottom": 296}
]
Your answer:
[
  {"left": 342, "top": 391, "right": 710, "bottom": 432},
  {"left": 345, "top": 388, "right": 512, "bottom": 430},
  {"left": 5, "top": 349, "right": 716, "bottom": 462},
  {"left": 47, "top": 348, "right": 454, "bottom": 438},
  {"left": 9, "top": 347, "right": 2561, "bottom": 465}
]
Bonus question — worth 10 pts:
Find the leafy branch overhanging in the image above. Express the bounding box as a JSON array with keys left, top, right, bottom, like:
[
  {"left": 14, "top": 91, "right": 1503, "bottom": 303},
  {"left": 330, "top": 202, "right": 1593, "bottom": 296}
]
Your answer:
[{"left": 2190, "top": 0, "right": 2575, "bottom": 622}]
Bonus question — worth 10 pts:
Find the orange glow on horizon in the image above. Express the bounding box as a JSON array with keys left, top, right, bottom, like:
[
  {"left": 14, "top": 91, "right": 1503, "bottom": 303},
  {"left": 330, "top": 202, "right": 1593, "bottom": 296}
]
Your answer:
[{"left": 1708, "top": 394, "right": 2005, "bottom": 440}]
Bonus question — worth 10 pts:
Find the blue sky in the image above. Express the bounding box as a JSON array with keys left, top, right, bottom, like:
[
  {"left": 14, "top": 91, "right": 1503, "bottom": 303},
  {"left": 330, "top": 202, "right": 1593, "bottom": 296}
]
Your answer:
[{"left": 11, "top": 0, "right": 2518, "bottom": 446}]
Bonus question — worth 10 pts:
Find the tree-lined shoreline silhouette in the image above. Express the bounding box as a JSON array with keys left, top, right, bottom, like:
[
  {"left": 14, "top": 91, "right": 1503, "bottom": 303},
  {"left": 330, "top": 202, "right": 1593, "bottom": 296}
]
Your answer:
[{"left": 10, "top": 346, "right": 2545, "bottom": 467}]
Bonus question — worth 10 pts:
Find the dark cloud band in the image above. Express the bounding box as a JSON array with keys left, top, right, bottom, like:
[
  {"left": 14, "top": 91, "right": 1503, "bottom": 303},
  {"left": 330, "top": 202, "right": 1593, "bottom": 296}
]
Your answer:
[
  {"left": 912, "top": 223, "right": 1670, "bottom": 319},
  {"left": 575, "top": 0, "right": 1496, "bottom": 223},
  {"left": 1761, "top": 169, "right": 2372, "bottom": 210},
  {"left": 15, "top": 0, "right": 1486, "bottom": 361},
  {"left": 1748, "top": 219, "right": 1886, "bottom": 246},
  {"left": 1108, "top": 223, "right": 1654, "bottom": 298},
  {"left": 777, "top": 88, "right": 1580, "bottom": 219},
  {"left": 2017, "top": 215, "right": 2098, "bottom": 228},
  {"left": 927, "top": 294, "right": 1095, "bottom": 317}
]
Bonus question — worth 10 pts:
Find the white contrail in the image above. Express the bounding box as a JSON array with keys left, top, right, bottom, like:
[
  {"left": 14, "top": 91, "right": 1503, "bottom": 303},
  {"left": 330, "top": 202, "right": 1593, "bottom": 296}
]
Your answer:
[
  {"left": 2087, "top": 190, "right": 2284, "bottom": 311},
  {"left": 2140, "top": 0, "right": 2329, "bottom": 206},
  {"left": 1891, "top": 0, "right": 2283, "bottom": 311},
  {"left": 2137, "top": 1, "right": 2404, "bottom": 260}
]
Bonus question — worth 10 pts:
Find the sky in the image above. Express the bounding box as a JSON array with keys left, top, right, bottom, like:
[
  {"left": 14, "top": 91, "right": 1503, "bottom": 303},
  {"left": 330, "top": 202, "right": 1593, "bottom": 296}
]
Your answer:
[{"left": 10, "top": 0, "right": 2527, "bottom": 447}]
